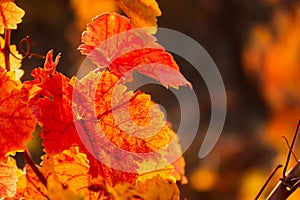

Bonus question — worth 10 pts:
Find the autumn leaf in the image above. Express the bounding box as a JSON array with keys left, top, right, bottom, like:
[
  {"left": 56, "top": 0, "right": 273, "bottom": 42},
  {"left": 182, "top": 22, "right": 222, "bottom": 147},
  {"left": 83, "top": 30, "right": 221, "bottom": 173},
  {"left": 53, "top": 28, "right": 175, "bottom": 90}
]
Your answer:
[
  {"left": 41, "top": 147, "right": 135, "bottom": 199},
  {"left": 0, "top": 36, "right": 23, "bottom": 80},
  {"left": 135, "top": 175, "right": 180, "bottom": 200},
  {"left": 23, "top": 51, "right": 136, "bottom": 185},
  {"left": 26, "top": 50, "right": 185, "bottom": 189},
  {"left": 41, "top": 147, "right": 92, "bottom": 199},
  {"left": 0, "top": 158, "right": 17, "bottom": 198},
  {"left": 0, "top": 0, "right": 25, "bottom": 34},
  {"left": 23, "top": 50, "right": 82, "bottom": 155},
  {"left": 40, "top": 147, "right": 182, "bottom": 200},
  {"left": 79, "top": 13, "right": 191, "bottom": 88},
  {"left": 115, "top": 0, "right": 161, "bottom": 32},
  {"left": 106, "top": 175, "right": 180, "bottom": 200},
  {"left": 41, "top": 147, "right": 96, "bottom": 200},
  {"left": 0, "top": 68, "right": 36, "bottom": 161},
  {"left": 72, "top": 70, "right": 175, "bottom": 173},
  {"left": 73, "top": 69, "right": 187, "bottom": 184},
  {"left": 23, "top": 51, "right": 135, "bottom": 186}
]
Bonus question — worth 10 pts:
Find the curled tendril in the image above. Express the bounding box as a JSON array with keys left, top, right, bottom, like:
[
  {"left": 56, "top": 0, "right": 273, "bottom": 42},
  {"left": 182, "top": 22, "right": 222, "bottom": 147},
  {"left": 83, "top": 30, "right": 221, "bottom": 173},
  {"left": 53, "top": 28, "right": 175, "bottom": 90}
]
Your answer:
[{"left": 10, "top": 36, "right": 45, "bottom": 60}]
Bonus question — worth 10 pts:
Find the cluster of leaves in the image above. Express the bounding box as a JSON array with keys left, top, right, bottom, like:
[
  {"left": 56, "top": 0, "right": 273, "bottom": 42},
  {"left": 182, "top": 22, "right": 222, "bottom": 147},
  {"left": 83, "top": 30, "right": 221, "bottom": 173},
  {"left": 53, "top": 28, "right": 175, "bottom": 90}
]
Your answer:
[{"left": 0, "top": 0, "right": 189, "bottom": 199}]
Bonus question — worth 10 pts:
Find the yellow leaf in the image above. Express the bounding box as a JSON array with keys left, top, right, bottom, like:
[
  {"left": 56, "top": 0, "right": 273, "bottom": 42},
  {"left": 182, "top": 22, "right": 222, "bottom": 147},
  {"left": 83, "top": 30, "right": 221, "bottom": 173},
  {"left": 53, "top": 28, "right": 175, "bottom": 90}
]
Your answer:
[
  {"left": 41, "top": 147, "right": 100, "bottom": 200},
  {"left": 115, "top": 0, "right": 161, "bottom": 33},
  {"left": 41, "top": 147, "right": 89, "bottom": 195},
  {"left": 106, "top": 175, "right": 180, "bottom": 200},
  {"left": 0, "top": 0, "right": 25, "bottom": 34}
]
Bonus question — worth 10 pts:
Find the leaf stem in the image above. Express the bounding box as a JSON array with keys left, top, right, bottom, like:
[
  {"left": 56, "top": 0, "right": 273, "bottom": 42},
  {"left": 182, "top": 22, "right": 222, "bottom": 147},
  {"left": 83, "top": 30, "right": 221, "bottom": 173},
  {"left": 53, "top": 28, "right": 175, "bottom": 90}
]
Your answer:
[
  {"left": 22, "top": 150, "right": 48, "bottom": 188},
  {"left": 3, "top": 29, "right": 11, "bottom": 71}
]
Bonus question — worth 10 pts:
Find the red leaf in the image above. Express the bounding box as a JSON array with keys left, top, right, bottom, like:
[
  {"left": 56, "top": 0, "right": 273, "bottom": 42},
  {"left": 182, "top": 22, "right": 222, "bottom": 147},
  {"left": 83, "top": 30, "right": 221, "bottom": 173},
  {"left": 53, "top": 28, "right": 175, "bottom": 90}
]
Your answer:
[
  {"left": 23, "top": 50, "right": 81, "bottom": 155},
  {"left": 79, "top": 13, "right": 191, "bottom": 88},
  {"left": 25, "top": 51, "right": 139, "bottom": 185}
]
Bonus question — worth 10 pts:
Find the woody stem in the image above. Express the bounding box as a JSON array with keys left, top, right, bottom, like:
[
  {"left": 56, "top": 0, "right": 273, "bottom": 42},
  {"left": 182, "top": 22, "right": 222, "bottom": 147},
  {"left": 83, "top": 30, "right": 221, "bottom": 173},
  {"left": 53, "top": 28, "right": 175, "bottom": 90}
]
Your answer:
[{"left": 3, "top": 29, "right": 11, "bottom": 71}]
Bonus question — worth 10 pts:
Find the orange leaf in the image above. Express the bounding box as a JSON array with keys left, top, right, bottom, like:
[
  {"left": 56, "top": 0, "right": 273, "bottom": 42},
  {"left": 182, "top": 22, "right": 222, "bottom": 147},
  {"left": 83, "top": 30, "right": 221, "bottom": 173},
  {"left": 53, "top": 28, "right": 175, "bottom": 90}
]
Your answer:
[
  {"left": 115, "top": 0, "right": 161, "bottom": 31},
  {"left": 41, "top": 147, "right": 99, "bottom": 200},
  {"left": 79, "top": 13, "right": 190, "bottom": 88},
  {"left": 106, "top": 175, "right": 180, "bottom": 200},
  {"left": 0, "top": 158, "right": 17, "bottom": 198},
  {"left": 135, "top": 175, "right": 180, "bottom": 200},
  {"left": 41, "top": 147, "right": 137, "bottom": 199},
  {"left": 0, "top": 68, "right": 36, "bottom": 161},
  {"left": 0, "top": 0, "right": 25, "bottom": 34}
]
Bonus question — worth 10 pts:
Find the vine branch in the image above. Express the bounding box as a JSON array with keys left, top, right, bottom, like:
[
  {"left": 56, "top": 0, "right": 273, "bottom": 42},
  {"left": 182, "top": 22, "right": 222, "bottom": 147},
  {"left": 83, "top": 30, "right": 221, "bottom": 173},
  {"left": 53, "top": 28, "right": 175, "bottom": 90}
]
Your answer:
[{"left": 3, "top": 29, "right": 11, "bottom": 71}]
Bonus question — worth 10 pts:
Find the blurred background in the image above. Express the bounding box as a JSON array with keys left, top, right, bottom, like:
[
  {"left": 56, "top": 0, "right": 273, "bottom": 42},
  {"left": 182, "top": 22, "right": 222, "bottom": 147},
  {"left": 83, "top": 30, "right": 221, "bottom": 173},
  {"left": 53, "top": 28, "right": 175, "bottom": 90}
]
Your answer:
[{"left": 12, "top": 0, "right": 300, "bottom": 199}]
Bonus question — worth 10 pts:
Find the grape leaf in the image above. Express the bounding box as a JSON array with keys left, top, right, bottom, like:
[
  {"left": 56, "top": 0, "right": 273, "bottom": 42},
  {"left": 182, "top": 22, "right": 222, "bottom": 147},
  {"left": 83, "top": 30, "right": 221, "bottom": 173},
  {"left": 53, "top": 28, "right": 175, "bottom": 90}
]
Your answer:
[
  {"left": 0, "top": 158, "right": 17, "bottom": 198},
  {"left": 41, "top": 147, "right": 137, "bottom": 199},
  {"left": 23, "top": 50, "right": 82, "bottom": 155},
  {"left": 115, "top": 0, "right": 161, "bottom": 31},
  {"left": 0, "top": 36, "right": 23, "bottom": 80},
  {"left": 0, "top": 0, "right": 25, "bottom": 34},
  {"left": 135, "top": 175, "right": 180, "bottom": 200},
  {"left": 73, "top": 69, "right": 187, "bottom": 183},
  {"left": 41, "top": 147, "right": 98, "bottom": 200},
  {"left": 0, "top": 68, "right": 36, "bottom": 161},
  {"left": 79, "top": 13, "right": 191, "bottom": 88},
  {"left": 106, "top": 175, "right": 180, "bottom": 200},
  {"left": 72, "top": 70, "right": 176, "bottom": 172}
]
